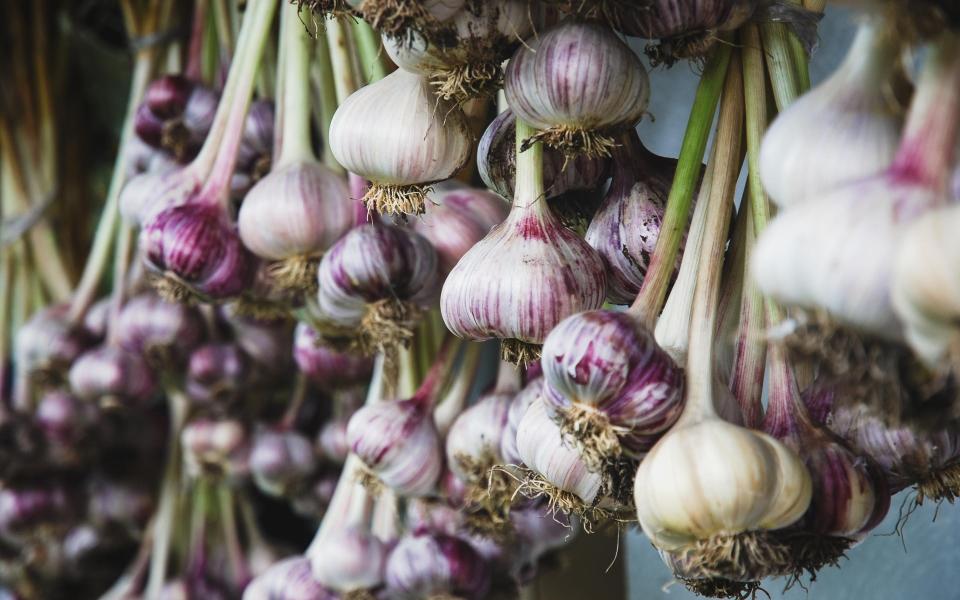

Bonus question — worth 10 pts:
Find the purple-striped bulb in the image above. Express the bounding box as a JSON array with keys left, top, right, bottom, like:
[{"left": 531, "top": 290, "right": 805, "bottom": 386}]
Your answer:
[
  {"left": 445, "top": 389, "right": 513, "bottom": 485},
  {"left": 116, "top": 293, "right": 205, "bottom": 364},
  {"left": 244, "top": 556, "right": 335, "bottom": 600},
  {"left": 236, "top": 100, "right": 274, "bottom": 173},
  {"left": 385, "top": 532, "right": 491, "bottom": 600},
  {"left": 185, "top": 343, "right": 248, "bottom": 404},
  {"left": 249, "top": 428, "right": 318, "bottom": 497},
  {"left": 309, "top": 526, "right": 387, "bottom": 594},
  {"left": 478, "top": 109, "right": 610, "bottom": 201},
  {"left": 540, "top": 310, "right": 684, "bottom": 467},
  {"left": 347, "top": 395, "right": 443, "bottom": 497},
  {"left": 68, "top": 345, "right": 157, "bottom": 406},
  {"left": 144, "top": 75, "right": 193, "bottom": 119},
  {"left": 412, "top": 182, "right": 509, "bottom": 275},
  {"left": 293, "top": 322, "right": 373, "bottom": 386},
  {"left": 141, "top": 201, "right": 256, "bottom": 301}
]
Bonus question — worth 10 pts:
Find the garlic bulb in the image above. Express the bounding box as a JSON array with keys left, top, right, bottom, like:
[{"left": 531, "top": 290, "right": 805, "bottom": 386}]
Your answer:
[
  {"left": 384, "top": 0, "right": 531, "bottom": 102},
  {"left": 504, "top": 21, "right": 649, "bottom": 158},
  {"left": 329, "top": 69, "right": 472, "bottom": 214},
  {"left": 15, "top": 304, "right": 93, "bottom": 381},
  {"left": 477, "top": 109, "right": 610, "bottom": 201},
  {"left": 249, "top": 428, "right": 318, "bottom": 497},
  {"left": 500, "top": 376, "right": 542, "bottom": 465},
  {"left": 293, "top": 322, "right": 373, "bottom": 386},
  {"left": 68, "top": 346, "right": 157, "bottom": 406},
  {"left": 315, "top": 222, "right": 438, "bottom": 352},
  {"left": 585, "top": 132, "right": 681, "bottom": 304},
  {"left": 440, "top": 119, "right": 606, "bottom": 364},
  {"left": 540, "top": 309, "right": 684, "bottom": 469},
  {"left": 310, "top": 526, "right": 388, "bottom": 594},
  {"left": 411, "top": 182, "right": 509, "bottom": 275},
  {"left": 185, "top": 343, "right": 248, "bottom": 404},
  {"left": 115, "top": 294, "right": 205, "bottom": 364},
  {"left": 239, "top": 4, "right": 353, "bottom": 292},
  {"left": 516, "top": 399, "right": 603, "bottom": 507},
  {"left": 244, "top": 556, "right": 335, "bottom": 600},
  {"left": 753, "top": 35, "right": 960, "bottom": 338},
  {"left": 181, "top": 419, "right": 251, "bottom": 479},
  {"left": 760, "top": 21, "right": 905, "bottom": 209},
  {"left": 384, "top": 532, "right": 491, "bottom": 600},
  {"left": 445, "top": 388, "right": 513, "bottom": 484},
  {"left": 346, "top": 0, "right": 466, "bottom": 43},
  {"left": 891, "top": 204, "right": 960, "bottom": 367}
]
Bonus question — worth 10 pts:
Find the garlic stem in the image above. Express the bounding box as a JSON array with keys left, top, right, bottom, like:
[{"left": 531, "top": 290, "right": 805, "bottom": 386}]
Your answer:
[
  {"left": 681, "top": 53, "right": 745, "bottom": 425},
  {"left": 217, "top": 485, "right": 250, "bottom": 585},
  {"left": 212, "top": 0, "right": 234, "bottom": 60},
  {"left": 631, "top": 43, "right": 732, "bottom": 327},
  {"left": 352, "top": 18, "right": 388, "bottom": 83},
  {"left": 888, "top": 33, "right": 960, "bottom": 190},
  {"left": 275, "top": 1, "right": 316, "bottom": 166},
  {"left": 761, "top": 20, "right": 801, "bottom": 111},
  {"left": 433, "top": 342, "right": 483, "bottom": 436},
  {"left": 513, "top": 118, "right": 546, "bottom": 209},
  {"left": 185, "top": 0, "right": 208, "bottom": 81},
  {"left": 198, "top": 0, "right": 279, "bottom": 200},
  {"left": 742, "top": 24, "right": 771, "bottom": 235},
  {"left": 312, "top": 36, "right": 343, "bottom": 172},
  {"left": 326, "top": 18, "right": 360, "bottom": 105},
  {"left": 105, "top": 223, "right": 135, "bottom": 346}
]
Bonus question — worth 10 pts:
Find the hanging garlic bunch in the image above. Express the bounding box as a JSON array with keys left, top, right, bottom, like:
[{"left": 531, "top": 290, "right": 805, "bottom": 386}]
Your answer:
[
  {"left": 635, "top": 58, "right": 812, "bottom": 591},
  {"left": 585, "top": 131, "right": 683, "bottom": 304},
  {"left": 411, "top": 182, "right": 509, "bottom": 276},
  {"left": 753, "top": 34, "right": 960, "bottom": 339},
  {"left": 314, "top": 221, "right": 438, "bottom": 354},
  {"left": 239, "top": 4, "right": 354, "bottom": 294},
  {"left": 329, "top": 69, "right": 472, "bottom": 215},
  {"left": 384, "top": 0, "right": 530, "bottom": 102},
  {"left": 440, "top": 118, "right": 607, "bottom": 365},
  {"left": 477, "top": 109, "right": 610, "bottom": 202},
  {"left": 760, "top": 21, "right": 907, "bottom": 209},
  {"left": 762, "top": 347, "right": 890, "bottom": 576},
  {"left": 504, "top": 21, "right": 649, "bottom": 159}
]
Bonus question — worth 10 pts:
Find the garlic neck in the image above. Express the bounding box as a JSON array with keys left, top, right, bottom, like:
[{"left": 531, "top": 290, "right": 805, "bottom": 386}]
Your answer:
[
  {"left": 275, "top": 1, "right": 316, "bottom": 167},
  {"left": 837, "top": 21, "right": 901, "bottom": 91},
  {"left": 512, "top": 117, "right": 547, "bottom": 214}
]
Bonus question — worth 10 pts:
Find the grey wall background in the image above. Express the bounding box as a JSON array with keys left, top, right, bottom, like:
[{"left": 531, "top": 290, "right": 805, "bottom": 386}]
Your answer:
[{"left": 624, "top": 7, "right": 960, "bottom": 599}]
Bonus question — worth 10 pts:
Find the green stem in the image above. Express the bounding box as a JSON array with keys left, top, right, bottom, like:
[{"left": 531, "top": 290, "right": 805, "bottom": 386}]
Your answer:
[
  {"left": 146, "top": 392, "right": 187, "bottom": 599},
  {"left": 276, "top": 1, "right": 316, "bottom": 166},
  {"left": 761, "top": 21, "right": 802, "bottom": 111},
  {"left": 217, "top": 485, "right": 249, "bottom": 585},
  {"left": 630, "top": 44, "right": 733, "bottom": 327},
  {"left": 325, "top": 18, "right": 360, "bottom": 105},
  {"left": 212, "top": 0, "right": 233, "bottom": 60},
  {"left": 352, "top": 19, "right": 387, "bottom": 84},
  {"left": 678, "top": 53, "right": 745, "bottom": 425},
  {"left": 106, "top": 224, "right": 134, "bottom": 345},
  {"left": 514, "top": 118, "right": 545, "bottom": 206},
  {"left": 742, "top": 25, "right": 771, "bottom": 242},
  {"left": 312, "top": 29, "right": 342, "bottom": 171}
]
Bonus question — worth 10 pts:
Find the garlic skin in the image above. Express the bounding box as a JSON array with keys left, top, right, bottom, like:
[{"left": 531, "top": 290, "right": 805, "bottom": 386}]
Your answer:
[
  {"left": 891, "top": 205, "right": 960, "bottom": 367},
  {"left": 384, "top": 0, "right": 531, "bottom": 101},
  {"left": 504, "top": 22, "right": 649, "bottom": 158},
  {"left": 445, "top": 390, "right": 513, "bottom": 483},
  {"left": 244, "top": 556, "right": 335, "bottom": 600},
  {"left": 540, "top": 310, "right": 684, "bottom": 457},
  {"left": 500, "top": 376, "right": 542, "bottom": 465},
  {"left": 249, "top": 428, "right": 318, "bottom": 497},
  {"left": 516, "top": 399, "right": 602, "bottom": 505},
  {"left": 293, "top": 322, "right": 373, "bottom": 386},
  {"left": 411, "top": 182, "right": 509, "bottom": 275},
  {"left": 310, "top": 526, "right": 388, "bottom": 593},
  {"left": 384, "top": 532, "right": 491, "bottom": 600},
  {"left": 346, "top": 398, "right": 443, "bottom": 496},
  {"left": 238, "top": 161, "right": 353, "bottom": 261},
  {"left": 328, "top": 69, "right": 472, "bottom": 214},
  {"left": 760, "top": 22, "right": 904, "bottom": 209},
  {"left": 634, "top": 417, "right": 811, "bottom": 551},
  {"left": 116, "top": 294, "right": 205, "bottom": 364},
  {"left": 477, "top": 109, "right": 610, "bottom": 201},
  {"left": 68, "top": 346, "right": 157, "bottom": 405}
]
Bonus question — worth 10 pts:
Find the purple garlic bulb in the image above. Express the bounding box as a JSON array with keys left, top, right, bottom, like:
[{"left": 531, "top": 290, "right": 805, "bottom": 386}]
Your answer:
[
  {"left": 347, "top": 393, "right": 443, "bottom": 496},
  {"left": 249, "top": 428, "right": 318, "bottom": 497},
  {"left": 236, "top": 100, "right": 275, "bottom": 174},
  {"left": 309, "top": 526, "right": 387, "bottom": 594},
  {"left": 412, "top": 182, "right": 509, "bottom": 275},
  {"left": 185, "top": 343, "right": 248, "bottom": 404},
  {"left": 222, "top": 310, "right": 293, "bottom": 377},
  {"left": 134, "top": 75, "right": 218, "bottom": 160},
  {"left": 15, "top": 304, "right": 93, "bottom": 380},
  {"left": 540, "top": 310, "right": 684, "bottom": 468},
  {"left": 35, "top": 390, "right": 92, "bottom": 465},
  {"left": 585, "top": 133, "right": 680, "bottom": 304},
  {"left": 181, "top": 418, "right": 250, "bottom": 479},
  {"left": 243, "top": 556, "right": 335, "bottom": 600},
  {"left": 317, "top": 418, "right": 350, "bottom": 464},
  {"left": 478, "top": 109, "right": 610, "bottom": 200},
  {"left": 116, "top": 293, "right": 205, "bottom": 364},
  {"left": 500, "top": 376, "right": 542, "bottom": 465},
  {"left": 293, "top": 322, "right": 373, "bottom": 386},
  {"left": 68, "top": 345, "right": 157, "bottom": 406},
  {"left": 315, "top": 222, "right": 438, "bottom": 345},
  {"left": 141, "top": 201, "right": 256, "bottom": 301},
  {"left": 385, "top": 532, "right": 491, "bottom": 600}
]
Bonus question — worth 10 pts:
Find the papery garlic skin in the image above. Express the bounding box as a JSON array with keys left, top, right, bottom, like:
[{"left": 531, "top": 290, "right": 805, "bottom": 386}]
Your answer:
[
  {"left": 238, "top": 161, "right": 353, "bottom": 261},
  {"left": 516, "top": 399, "right": 602, "bottom": 504},
  {"left": 891, "top": 205, "right": 960, "bottom": 366},
  {"left": 504, "top": 22, "right": 649, "bottom": 156},
  {"left": 634, "top": 418, "right": 812, "bottom": 551},
  {"left": 328, "top": 69, "right": 471, "bottom": 212},
  {"left": 445, "top": 390, "right": 513, "bottom": 482},
  {"left": 540, "top": 310, "right": 684, "bottom": 455},
  {"left": 760, "top": 22, "right": 904, "bottom": 209},
  {"left": 346, "top": 399, "right": 443, "bottom": 496},
  {"left": 310, "top": 526, "right": 387, "bottom": 593}
]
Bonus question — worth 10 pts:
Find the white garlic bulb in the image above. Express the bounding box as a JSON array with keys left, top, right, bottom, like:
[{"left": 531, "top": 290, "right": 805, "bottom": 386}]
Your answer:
[
  {"left": 760, "top": 20, "right": 905, "bottom": 208},
  {"left": 309, "top": 526, "right": 387, "bottom": 593},
  {"left": 328, "top": 69, "right": 472, "bottom": 215},
  {"left": 445, "top": 389, "right": 513, "bottom": 483}
]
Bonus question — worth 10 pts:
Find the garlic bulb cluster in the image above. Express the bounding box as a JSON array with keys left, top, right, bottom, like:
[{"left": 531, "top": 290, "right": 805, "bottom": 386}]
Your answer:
[
  {"left": 411, "top": 182, "right": 509, "bottom": 275},
  {"left": 384, "top": 0, "right": 531, "bottom": 102},
  {"left": 315, "top": 222, "right": 438, "bottom": 352},
  {"left": 329, "top": 69, "right": 472, "bottom": 215},
  {"left": 441, "top": 119, "right": 606, "bottom": 364},
  {"left": 540, "top": 309, "right": 684, "bottom": 470},
  {"left": 293, "top": 322, "right": 373, "bottom": 386},
  {"left": 585, "top": 132, "right": 680, "bottom": 304},
  {"left": 753, "top": 35, "right": 960, "bottom": 338},
  {"left": 505, "top": 21, "right": 650, "bottom": 158},
  {"left": 477, "top": 109, "right": 610, "bottom": 202},
  {"left": 760, "top": 21, "right": 906, "bottom": 209},
  {"left": 385, "top": 531, "right": 491, "bottom": 599}
]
